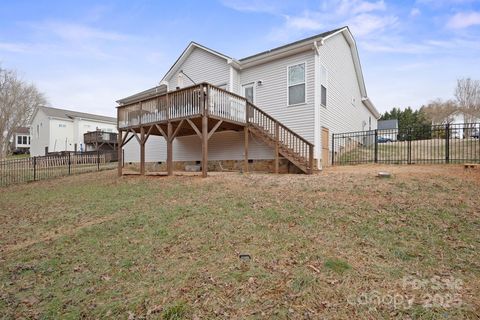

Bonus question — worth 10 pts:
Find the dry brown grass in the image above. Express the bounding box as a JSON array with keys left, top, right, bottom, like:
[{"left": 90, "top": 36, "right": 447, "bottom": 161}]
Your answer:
[{"left": 0, "top": 165, "right": 479, "bottom": 319}]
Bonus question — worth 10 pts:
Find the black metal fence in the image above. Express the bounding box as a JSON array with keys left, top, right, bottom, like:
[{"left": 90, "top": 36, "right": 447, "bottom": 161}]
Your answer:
[
  {"left": 332, "top": 123, "right": 480, "bottom": 165},
  {"left": 0, "top": 153, "right": 117, "bottom": 187}
]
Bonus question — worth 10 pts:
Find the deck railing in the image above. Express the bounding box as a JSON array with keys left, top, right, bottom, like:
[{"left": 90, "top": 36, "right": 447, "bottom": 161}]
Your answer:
[
  {"left": 118, "top": 83, "right": 249, "bottom": 128},
  {"left": 247, "top": 103, "right": 313, "bottom": 165},
  {"left": 84, "top": 131, "right": 118, "bottom": 144},
  {"left": 118, "top": 84, "right": 205, "bottom": 128}
]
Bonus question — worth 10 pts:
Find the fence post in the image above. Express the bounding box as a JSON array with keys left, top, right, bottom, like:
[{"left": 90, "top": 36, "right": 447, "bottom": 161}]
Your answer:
[
  {"left": 374, "top": 129, "right": 378, "bottom": 163},
  {"left": 444, "top": 123, "right": 450, "bottom": 163},
  {"left": 407, "top": 128, "right": 412, "bottom": 165},
  {"left": 68, "top": 153, "right": 71, "bottom": 175},
  {"left": 331, "top": 133, "right": 335, "bottom": 165},
  {"left": 97, "top": 150, "right": 100, "bottom": 171},
  {"left": 33, "top": 156, "right": 36, "bottom": 181}
]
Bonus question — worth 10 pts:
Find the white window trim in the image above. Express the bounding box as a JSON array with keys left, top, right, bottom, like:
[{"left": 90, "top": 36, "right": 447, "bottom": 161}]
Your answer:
[
  {"left": 320, "top": 64, "right": 328, "bottom": 108},
  {"left": 287, "top": 62, "right": 307, "bottom": 107},
  {"left": 242, "top": 82, "right": 256, "bottom": 104}
]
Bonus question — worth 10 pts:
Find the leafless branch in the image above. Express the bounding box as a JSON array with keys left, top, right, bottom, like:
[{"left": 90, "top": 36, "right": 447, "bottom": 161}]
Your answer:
[{"left": 0, "top": 66, "right": 46, "bottom": 158}]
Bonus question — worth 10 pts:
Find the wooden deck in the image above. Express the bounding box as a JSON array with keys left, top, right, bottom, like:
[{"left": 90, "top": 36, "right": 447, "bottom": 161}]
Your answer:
[
  {"left": 116, "top": 83, "right": 314, "bottom": 177},
  {"left": 84, "top": 131, "right": 118, "bottom": 151}
]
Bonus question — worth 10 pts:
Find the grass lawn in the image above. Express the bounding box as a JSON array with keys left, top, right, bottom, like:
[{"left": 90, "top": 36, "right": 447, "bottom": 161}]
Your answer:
[
  {"left": 5, "top": 154, "right": 30, "bottom": 160},
  {"left": 0, "top": 165, "right": 479, "bottom": 319}
]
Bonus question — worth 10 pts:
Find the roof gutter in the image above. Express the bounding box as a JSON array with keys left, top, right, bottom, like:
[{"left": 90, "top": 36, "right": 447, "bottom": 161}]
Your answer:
[
  {"left": 239, "top": 41, "right": 316, "bottom": 69},
  {"left": 362, "top": 97, "right": 381, "bottom": 119},
  {"left": 116, "top": 85, "right": 167, "bottom": 105}
]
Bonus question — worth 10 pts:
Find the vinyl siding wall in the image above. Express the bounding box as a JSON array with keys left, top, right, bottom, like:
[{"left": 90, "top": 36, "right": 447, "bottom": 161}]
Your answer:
[
  {"left": 30, "top": 110, "right": 50, "bottom": 156},
  {"left": 318, "top": 34, "right": 378, "bottom": 138},
  {"left": 230, "top": 66, "right": 241, "bottom": 94},
  {"left": 166, "top": 47, "right": 230, "bottom": 89},
  {"left": 49, "top": 119, "right": 74, "bottom": 152},
  {"left": 240, "top": 50, "right": 316, "bottom": 143}
]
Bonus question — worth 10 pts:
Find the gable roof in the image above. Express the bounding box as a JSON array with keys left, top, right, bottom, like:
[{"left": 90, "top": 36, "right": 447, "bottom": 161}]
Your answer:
[
  {"left": 35, "top": 106, "right": 116, "bottom": 123},
  {"left": 161, "top": 41, "right": 232, "bottom": 84},
  {"left": 239, "top": 27, "right": 345, "bottom": 62}
]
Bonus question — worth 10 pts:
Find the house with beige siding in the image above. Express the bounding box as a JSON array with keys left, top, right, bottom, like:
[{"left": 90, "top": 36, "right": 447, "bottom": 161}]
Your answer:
[{"left": 117, "top": 26, "right": 379, "bottom": 175}]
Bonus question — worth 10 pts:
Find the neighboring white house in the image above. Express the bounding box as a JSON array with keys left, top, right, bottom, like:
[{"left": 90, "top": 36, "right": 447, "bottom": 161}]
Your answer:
[
  {"left": 119, "top": 26, "right": 380, "bottom": 168},
  {"left": 445, "top": 110, "right": 480, "bottom": 139},
  {"left": 378, "top": 119, "right": 399, "bottom": 141},
  {"left": 10, "top": 127, "right": 31, "bottom": 152},
  {"left": 30, "top": 106, "right": 117, "bottom": 156}
]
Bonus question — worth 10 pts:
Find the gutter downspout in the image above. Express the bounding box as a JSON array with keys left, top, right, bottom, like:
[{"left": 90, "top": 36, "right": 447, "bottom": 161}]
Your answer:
[{"left": 313, "top": 38, "right": 324, "bottom": 170}]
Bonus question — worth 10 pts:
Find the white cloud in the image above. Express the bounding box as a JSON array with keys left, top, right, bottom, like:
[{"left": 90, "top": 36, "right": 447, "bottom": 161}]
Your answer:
[
  {"left": 410, "top": 8, "right": 421, "bottom": 17},
  {"left": 220, "top": 0, "right": 279, "bottom": 14},
  {"left": 336, "top": 0, "right": 386, "bottom": 15},
  {"left": 0, "top": 42, "right": 29, "bottom": 53},
  {"left": 345, "top": 13, "right": 398, "bottom": 37},
  {"left": 34, "top": 21, "right": 127, "bottom": 42},
  {"left": 285, "top": 14, "right": 323, "bottom": 31},
  {"left": 263, "top": 0, "right": 395, "bottom": 42},
  {"left": 447, "top": 11, "right": 480, "bottom": 29},
  {"left": 361, "top": 40, "right": 431, "bottom": 54}
]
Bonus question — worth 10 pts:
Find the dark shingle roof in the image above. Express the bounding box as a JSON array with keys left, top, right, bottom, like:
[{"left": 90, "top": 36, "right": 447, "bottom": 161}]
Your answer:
[
  {"left": 14, "top": 127, "right": 30, "bottom": 134},
  {"left": 378, "top": 119, "right": 399, "bottom": 130},
  {"left": 39, "top": 106, "right": 116, "bottom": 123},
  {"left": 239, "top": 27, "right": 346, "bottom": 61}
]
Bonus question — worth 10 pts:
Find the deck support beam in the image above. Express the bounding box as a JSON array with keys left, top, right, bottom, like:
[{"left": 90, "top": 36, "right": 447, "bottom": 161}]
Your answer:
[
  {"left": 202, "top": 115, "right": 208, "bottom": 178},
  {"left": 117, "top": 130, "right": 123, "bottom": 177},
  {"left": 140, "top": 127, "right": 145, "bottom": 175},
  {"left": 244, "top": 126, "right": 249, "bottom": 173},
  {"left": 167, "top": 122, "right": 173, "bottom": 176}
]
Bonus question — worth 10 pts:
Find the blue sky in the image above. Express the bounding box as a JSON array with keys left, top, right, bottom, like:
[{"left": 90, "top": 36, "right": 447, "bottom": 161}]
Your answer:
[{"left": 1, "top": 0, "right": 479, "bottom": 117}]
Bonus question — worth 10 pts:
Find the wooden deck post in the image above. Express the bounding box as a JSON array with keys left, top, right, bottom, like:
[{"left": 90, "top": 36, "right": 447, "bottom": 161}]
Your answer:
[
  {"left": 140, "top": 127, "right": 145, "bottom": 175},
  {"left": 117, "top": 130, "right": 123, "bottom": 177},
  {"left": 167, "top": 122, "right": 173, "bottom": 176},
  {"left": 202, "top": 115, "right": 208, "bottom": 178},
  {"left": 275, "top": 122, "right": 279, "bottom": 174},
  {"left": 244, "top": 126, "right": 249, "bottom": 173},
  {"left": 309, "top": 144, "right": 314, "bottom": 174}
]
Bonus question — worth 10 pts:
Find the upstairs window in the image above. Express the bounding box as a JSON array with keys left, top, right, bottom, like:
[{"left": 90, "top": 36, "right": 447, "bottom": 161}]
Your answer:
[
  {"left": 320, "top": 65, "right": 327, "bottom": 107},
  {"left": 321, "top": 85, "right": 327, "bottom": 107},
  {"left": 288, "top": 63, "right": 306, "bottom": 105}
]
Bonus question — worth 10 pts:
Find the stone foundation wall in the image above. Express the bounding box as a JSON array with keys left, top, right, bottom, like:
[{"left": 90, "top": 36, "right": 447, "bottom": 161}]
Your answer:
[{"left": 123, "top": 158, "right": 304, "bottom": 174}]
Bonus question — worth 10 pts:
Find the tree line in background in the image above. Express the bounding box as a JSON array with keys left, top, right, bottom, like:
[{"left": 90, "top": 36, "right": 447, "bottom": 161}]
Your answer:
[
  {"left": 381, "top": 78, "right": 480, "bottom": 129},
  {"left": 0, "top": 65, "right": 46, "bottom": 159}
]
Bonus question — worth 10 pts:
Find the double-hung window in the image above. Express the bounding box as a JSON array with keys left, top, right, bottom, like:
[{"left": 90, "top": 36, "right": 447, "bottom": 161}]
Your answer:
[{"left": 288, "top": 63, "right": 306, "bottom": 105}]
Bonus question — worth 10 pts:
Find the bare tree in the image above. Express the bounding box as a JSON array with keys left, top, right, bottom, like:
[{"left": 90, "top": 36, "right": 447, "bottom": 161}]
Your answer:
[
  {"left": 0, "top": 66, "right": 46, "bottom": 159},
  {"left": 420, "top": 98, "right": 458, "bottom": 125},
  {"left": 455, "top": 78, "right": 480, "bottom": 123}
]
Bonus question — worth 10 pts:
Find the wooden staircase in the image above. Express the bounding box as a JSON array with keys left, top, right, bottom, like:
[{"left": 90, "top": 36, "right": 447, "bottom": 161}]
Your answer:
[{"left": 246, "top": 103, "right": 314, "bottom": 174}]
